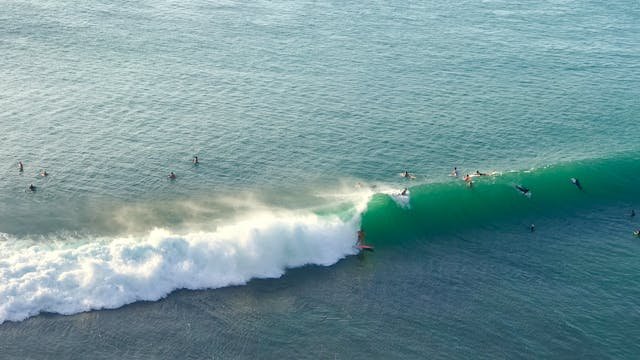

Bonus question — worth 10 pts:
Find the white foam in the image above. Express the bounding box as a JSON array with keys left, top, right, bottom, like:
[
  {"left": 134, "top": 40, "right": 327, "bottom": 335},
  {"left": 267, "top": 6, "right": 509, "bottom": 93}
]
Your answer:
[
  {"left": 390, "top": 192, "right": 411, "bottom": 209},
  {"left": 0, "top": 211, "right": 359, "bottom": 323}
]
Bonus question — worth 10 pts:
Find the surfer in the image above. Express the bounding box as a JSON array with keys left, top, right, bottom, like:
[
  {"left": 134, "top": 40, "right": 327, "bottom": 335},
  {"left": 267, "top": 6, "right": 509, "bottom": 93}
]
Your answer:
[
  {"left": 475, "top": 170, "right": 487, "bottom": 176},
  {"left": 451, "top": 167, "right": 459, "bottom": 177},
  {"left": 28, "top": 183, "right": 36, "bottom": 192},
  {"left": 193, "top": 156, "right": 199, "bottom": 164},
  {"left": 18, "top": 161, "right": 23, "bottom": 172},
  {"left": 356, "top": 229, "right": 374, "bottom": 252},
  {"left": 357, "top": 230, "right": 365, "bottom": 246},
  {"left": 40, "top": 169, "right": 48, "bottom": 177},
  {"left": 464, "top": 174, "right": 473, "bottom": 187},
  {"left": 168, "top": 171, "right": 177, "bottom": 180},
  {"left": 530, "top": 224, "right": 535, "bottom": 232},
  {"left": 515, "top": 185, "right": 530, "bottom": 196},
  {"left": 570, "top": 177, "right": 582, "bottom": 190},
  {"left": 401, "top": 188, "right": 408, "bottom": 196},
  {"left": 402, "top": 171, "right": 413, "bottom": 179}
]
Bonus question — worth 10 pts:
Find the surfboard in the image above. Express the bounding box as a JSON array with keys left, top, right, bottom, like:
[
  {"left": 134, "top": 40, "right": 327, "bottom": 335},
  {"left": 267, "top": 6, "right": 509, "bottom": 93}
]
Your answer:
[
  {"left": 634, "top": 231, "right": 640, "bottom": 237},
  {"left": 399, "top": 173, "right": 416, "bottom": 180},
  {"left": 469, "top": 171, "right": 499, "bottom": 178},
  {"left": 357, "top": 245, "right": 375, "bottom": 252}
]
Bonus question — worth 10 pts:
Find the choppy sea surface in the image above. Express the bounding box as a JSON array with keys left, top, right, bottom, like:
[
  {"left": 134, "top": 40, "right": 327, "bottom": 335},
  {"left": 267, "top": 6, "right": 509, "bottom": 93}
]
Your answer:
[{"left": 1, "top": 0, "right": 639, "bottom": 358}]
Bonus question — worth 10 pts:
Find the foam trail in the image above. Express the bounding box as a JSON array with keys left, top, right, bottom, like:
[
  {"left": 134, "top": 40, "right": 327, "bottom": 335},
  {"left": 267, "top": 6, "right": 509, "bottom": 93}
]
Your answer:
[{"left": 0, "top": 211, "right": 359, "bottom": 324}]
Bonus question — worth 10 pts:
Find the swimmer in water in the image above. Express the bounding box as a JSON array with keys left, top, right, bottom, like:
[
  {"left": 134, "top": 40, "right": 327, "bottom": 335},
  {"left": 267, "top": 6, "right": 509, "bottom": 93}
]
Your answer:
[
  {"left": 570, "top": 177, "right": 583, "bottom": 190},
  {"left": 40, "top": 169, "right": 48, "bottom": 177},
  {"left": 451, "top": 167, "right": 459, "bottom": 177},
  {"left": 193, "top": 156, "right": 199, "bottom": 164},
  {"left": 530, "top": 224, "right": 535, "bottom": 232},
  {"left": 168, "top": 171, "right": 176, "bottom": 179},
  {"left": 28, "top": 183, "right": 36, "bottom": 192},
  {"left": 18, "top": 161, "right": 23, "bottom": 172}
]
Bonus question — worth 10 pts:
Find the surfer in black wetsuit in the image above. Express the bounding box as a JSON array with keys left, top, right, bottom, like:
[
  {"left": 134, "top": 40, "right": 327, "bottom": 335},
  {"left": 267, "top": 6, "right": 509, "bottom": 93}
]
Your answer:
[
  {"left": 168, "top": 171, "right": 176, "bottom": 179},
  {"left": 475, "top": 170, "right": 487, "bottom": 176},
  {"left": 516, "top": 185, "right": 530, "bottom": 195},
  {"left": 570, "top": 177, "right": 583, "bottom": 190},
  {"left": 28, "top": 183, "right": 36, "bottom": 192},
  {"left": 193, "top": 156, "right": 199, "bottom": 164},
  {"left": 401, "top": 188, "right": 408, "bottom": 196},
  {"left": 18, "top": 161, "right": 23, "bottom": 172}
]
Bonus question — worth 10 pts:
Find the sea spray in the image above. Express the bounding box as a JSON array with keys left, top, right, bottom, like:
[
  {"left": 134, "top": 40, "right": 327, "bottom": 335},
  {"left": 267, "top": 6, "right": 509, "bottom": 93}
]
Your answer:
[{"left": 0, "top": 211, "right": 360, "bottom": 323}]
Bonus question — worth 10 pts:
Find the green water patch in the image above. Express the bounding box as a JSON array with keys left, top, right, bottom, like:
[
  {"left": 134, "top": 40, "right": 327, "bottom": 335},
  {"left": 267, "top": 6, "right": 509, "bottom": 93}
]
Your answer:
[{"left": 361, "top": 154, "right": 640, "bottom": 246}]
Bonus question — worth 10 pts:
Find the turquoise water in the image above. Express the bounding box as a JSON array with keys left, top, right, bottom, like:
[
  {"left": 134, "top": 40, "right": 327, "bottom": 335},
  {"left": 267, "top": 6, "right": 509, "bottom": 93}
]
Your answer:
[{"left": 1, "top": 0, "right": 639, "bottom": 358}]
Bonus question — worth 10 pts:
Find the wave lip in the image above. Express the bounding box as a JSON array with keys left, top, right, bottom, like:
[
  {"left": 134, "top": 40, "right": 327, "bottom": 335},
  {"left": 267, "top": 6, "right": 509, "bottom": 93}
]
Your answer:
[{"left": 0, "top": 212, "right": 359, "bottom": 324}]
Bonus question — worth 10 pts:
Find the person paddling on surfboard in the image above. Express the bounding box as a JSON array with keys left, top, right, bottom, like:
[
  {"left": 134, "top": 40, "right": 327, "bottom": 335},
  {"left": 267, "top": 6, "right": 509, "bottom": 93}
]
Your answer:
[
  {"left": 570, "top": 177, "right": 582, "bottom": 190},
  {"left": 402, "top": 170, "right": 415, "bottom": 179}
]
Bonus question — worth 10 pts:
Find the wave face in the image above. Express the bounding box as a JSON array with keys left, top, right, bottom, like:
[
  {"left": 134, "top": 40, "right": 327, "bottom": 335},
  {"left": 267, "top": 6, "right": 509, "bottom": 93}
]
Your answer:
[
  {"left": 362, "top": 154, "right": 640, "bottom": 244},
  {"left": 0, "top": 210, "right": 360, "bottom": 324}
]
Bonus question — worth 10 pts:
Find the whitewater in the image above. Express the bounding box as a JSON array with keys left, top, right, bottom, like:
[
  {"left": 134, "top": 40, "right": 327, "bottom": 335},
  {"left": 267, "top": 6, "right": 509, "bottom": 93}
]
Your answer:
[{"left": 0, "top": 208, "right": 361, "bottom": 324}]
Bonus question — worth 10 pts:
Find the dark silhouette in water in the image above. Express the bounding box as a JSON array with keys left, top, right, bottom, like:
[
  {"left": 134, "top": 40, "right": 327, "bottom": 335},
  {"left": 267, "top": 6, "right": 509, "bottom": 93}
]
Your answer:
[
  {"left": 515, "top": 185, "right": 530, "bottom": 196},
  {"left": 570, "top": 177, "right": 583, "bottom": 190}
]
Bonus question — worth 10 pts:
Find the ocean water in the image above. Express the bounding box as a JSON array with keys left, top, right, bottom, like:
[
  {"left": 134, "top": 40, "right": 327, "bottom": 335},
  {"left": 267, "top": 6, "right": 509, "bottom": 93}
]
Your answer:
[{"left": 1, "top": 0, "right": 639, "bottom": 358}]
